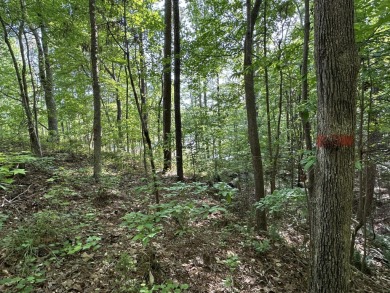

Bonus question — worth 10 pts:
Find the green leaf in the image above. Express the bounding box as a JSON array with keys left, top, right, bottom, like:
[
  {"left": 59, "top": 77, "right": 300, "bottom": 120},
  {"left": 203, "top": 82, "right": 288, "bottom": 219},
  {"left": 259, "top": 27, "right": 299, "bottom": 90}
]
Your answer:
[{"left": 12, "top": 168, "right": 26, "bottom": 175}]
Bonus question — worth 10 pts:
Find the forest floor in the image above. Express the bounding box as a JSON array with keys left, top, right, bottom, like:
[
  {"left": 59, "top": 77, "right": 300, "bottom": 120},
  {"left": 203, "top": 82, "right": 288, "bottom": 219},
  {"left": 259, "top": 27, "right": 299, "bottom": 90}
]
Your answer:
[{"left": 0, "top": 151, "right": 389, "bottom": 292}]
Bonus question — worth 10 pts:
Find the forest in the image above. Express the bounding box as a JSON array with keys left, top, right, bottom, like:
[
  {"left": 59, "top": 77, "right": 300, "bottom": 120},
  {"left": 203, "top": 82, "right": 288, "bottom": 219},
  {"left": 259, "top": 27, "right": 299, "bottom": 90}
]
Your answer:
[{"left": 0, "top": 0, "right": 389, "bottom": 292}]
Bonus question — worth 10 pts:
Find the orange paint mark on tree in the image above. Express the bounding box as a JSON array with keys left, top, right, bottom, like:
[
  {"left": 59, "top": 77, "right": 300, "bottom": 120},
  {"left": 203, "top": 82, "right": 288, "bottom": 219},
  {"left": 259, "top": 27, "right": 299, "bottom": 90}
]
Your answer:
[{"left": 316, "top": 134, "right": 354, "bottom": 149}]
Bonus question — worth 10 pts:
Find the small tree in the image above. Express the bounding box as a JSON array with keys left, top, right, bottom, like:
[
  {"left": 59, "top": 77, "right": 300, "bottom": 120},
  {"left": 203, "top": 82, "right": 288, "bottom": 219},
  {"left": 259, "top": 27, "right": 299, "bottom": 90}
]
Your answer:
[{"left": 243, "top": 0, "right": 267, "bottom": 231}]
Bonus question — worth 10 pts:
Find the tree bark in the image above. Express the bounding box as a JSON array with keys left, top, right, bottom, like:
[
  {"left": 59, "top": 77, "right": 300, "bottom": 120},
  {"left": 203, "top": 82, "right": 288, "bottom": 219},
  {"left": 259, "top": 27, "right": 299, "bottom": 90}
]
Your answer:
[
  {"left": 89, "top": 0, "right": 102, "bottom": 182},
  {"left": 123, "top": 0, "right": 159, "bottom": 203},
  {"left": 244, "top": 0, "right": 267, "bottom": 231},
  {"left": 163, "top": 0, "right": 172, "bottom": 172},
  {"left": 300, "top": 0, "right": 315, "bottom": 266},
  {"left": 42, "top": 26, "right": 59, "bottom": 141},
  {"left": 173, "top": 0, "right": 183, "bottom": 181},
  {"left": 310, "top": 0, "right": 359, "bottom": 291},
  {"left": 263, "top": 0, "right": 274, "bottom": 194},
  {"left": 32, "top": 26, "right": 59, "bottom": 142}
]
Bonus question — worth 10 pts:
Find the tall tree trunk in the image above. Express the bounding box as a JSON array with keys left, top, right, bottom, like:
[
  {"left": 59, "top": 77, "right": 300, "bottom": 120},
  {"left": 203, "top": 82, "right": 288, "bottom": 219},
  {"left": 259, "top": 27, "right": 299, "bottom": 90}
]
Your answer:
[
  {"left": 89, "top": 0, "right": 102, "bottom": 182},
  {"left": 310, "top": 0, "right": 359, "bottom": 291},
  {"left": 271, "top": 57, "right": 283, "bottom": 190},
  {"left": 173, "top": 0, "right": 183, "bottom": 181},
  {"left": 263, "top": 0, "right": 274, "bottom": 194},
  {"left": 350, "top": 67, "right": 365, "bottom": 262},
  {"left": 42, "top": 26, "right": 58, "bottom": 141},
  {"left": 32, "top": 26, "right": 58, "bottom": 142},
  {"left": 0, "top": 13, "right": 42, "bottom": 156},
  {"left": 139, "top": 31, "right": 148, "bottom": 174},
  {"left": 244, "top": 0, "right": 267, "bottom": 231},
  {"left": 300, "top": 0, "right": 315, "bottom": 265},
  {"left": 163, "top": 0, "right": 172, "bottom": 172},
  {"left": 24, "top": 30, "right": 39, "bottom": 140},
  {"left": 123, "top": 0, "right": 159, "bottom": 203},
  {"left": 116, "top": 87, "right": 122, "bottom": 141},
  {"left": 361, "top": 77, "right": 379, "bottom": 269},
  {"left": 125, "top": 67, "right": 130, "bottom": 152}
]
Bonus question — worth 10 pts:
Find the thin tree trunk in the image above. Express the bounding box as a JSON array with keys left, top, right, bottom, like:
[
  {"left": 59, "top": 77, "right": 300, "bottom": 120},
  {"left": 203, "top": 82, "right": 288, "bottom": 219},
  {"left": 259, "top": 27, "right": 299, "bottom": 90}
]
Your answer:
[
  {"left": 271, "top": 63, "right": 283, "bottom": 190},
  {"left": 0, "top": 12, "right": 42, "bottom": 156},
  {"left": 244, "top": 0, "right": 267, "bottom": 231},
  {"left": 123, "top": 0, "right": 159, "bottom": 203},
  {"left": 173, "top": 0, "right": 183, "bottom": 181},
  {"left": 163, "top": 0, "right": 172, "bottom": 172},
  {"left": 361, "top": 76, "right": 378, "bottom": 269},
  {"left": 350, "top": 70, "right": 365, "bottom": 262},
  {"left": 139, "top": 31, "right": 148, "bottom": 174},
  {"left": 300, "top": 0, "right": 315, "bottom": 264},
  {"left": 42, "top": 26, "right": 59, "bottom": 141},
  {"left": 24, "top": 30, "right": 39, "bottom": 140},
  {"left": 89, "top": 0, "right": 102, "bottom": 182},
  {"left": 263, "top": 0, "right": 274, "bottom": 194},
  {"left": 125, "top": 66, "right": 130, "bottom": 152}
]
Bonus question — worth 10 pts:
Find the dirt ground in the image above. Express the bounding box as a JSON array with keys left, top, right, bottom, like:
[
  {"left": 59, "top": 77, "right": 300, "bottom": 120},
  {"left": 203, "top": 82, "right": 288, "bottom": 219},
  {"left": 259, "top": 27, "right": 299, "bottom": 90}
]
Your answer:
[{"left": 1, "top": 152, "right": 389, "bottom": 292}]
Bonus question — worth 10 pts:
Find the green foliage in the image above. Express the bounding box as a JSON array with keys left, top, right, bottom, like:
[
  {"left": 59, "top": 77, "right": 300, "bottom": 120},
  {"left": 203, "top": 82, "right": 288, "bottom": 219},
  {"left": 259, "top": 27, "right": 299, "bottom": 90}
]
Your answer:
[
  {"left": 255, "top": 188, "right": 306, "bottom": 215},
  {"left": 123, "top": 186, "right": 227, "bottom": 246},
  {"left": 2, "top": 210, "right": 101, "bottom": 260},
  {"left": 122, "top": 211, "right": 162, "bottom": 247},
  {"left": 0, "top": 266, "right": 46, "bottom": 293},
  {"left": 112, "top": 253, "right": 138, "bottom": 292},
  {"left": 252, "top": 239, "right": 271, "bottom": 254},
  {"left": 116, "top": 253, "right": 137, "bottom": 274},
  {"left": 163, "top": 181, "right": 208, "bottom": 198},
  {"left": 2, "top": 211, "right": 69, "bottom": 258},
  {"left": 300, "top": 150, "right": 316, "bottom": 172},
  {"left": 44, "top": 185, "right": 78, "bottom": 203},
  {"left": 61, "top": 235, "right": 101, "bottom": 255},
  {"left": 213, "top": 182, "right": 237, "bottom": 204},
  {"left": 0, "top": 212, "right": 9, "bottom": 231},
  {"left": 221, "top": 252, "right": 240, "bottom": 290},
  {"left": 140, "top": 281, "right": 189, "bottom": 293},
  {"left": 223, "top": 253, "right": 240, "bottom": 272},
  {"left": 0, "top": 152, "right": 35, "bottom": 189}
]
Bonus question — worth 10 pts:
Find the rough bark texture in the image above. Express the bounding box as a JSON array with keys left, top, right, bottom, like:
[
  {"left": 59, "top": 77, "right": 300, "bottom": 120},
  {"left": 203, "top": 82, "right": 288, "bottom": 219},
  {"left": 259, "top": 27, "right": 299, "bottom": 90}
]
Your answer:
[
  {"left": 89, "top": 0, "right": 102, "bottom": 182},
  {"left": 310, "top": 0, "right": 359, "bottom": 292},
  {"left": 163, "top": 0, "right": 172, "bottom": 172},
  {"left": 173, "top": 0, "right": 183, "bottom": 181},
  {"left": 244, "top": 0, "right": 266, "bottom": 231}
]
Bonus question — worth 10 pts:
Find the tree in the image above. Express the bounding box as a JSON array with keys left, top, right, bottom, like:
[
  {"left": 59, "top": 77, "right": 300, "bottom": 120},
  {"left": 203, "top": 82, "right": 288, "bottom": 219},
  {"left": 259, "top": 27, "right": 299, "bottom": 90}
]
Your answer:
[
  {"left": 262, "top": 0, "right": 274, "bottom": 194},
  {"left": 0, "top": 1, "right": 42, "bottom": 156},
  {"left": 89, "top": 0, "right": 102, "bottom": 182},
  {"left": 300, "top": 0, "right": 315, "bottom": 259},
  {"left": 163, "top": 0, "right": 172, "bottom": 173},
  {"left": 31, "top": 24, "right": 59, "bottom": 141},
  {"left": 310, "top": 0, "right": 360, "bottom": 291},
  {"left": 244, "top": 0, "right": 267, "bottom": 231},
  {"left": 173, "top": 0, "right": 183, "bottom": 181}
]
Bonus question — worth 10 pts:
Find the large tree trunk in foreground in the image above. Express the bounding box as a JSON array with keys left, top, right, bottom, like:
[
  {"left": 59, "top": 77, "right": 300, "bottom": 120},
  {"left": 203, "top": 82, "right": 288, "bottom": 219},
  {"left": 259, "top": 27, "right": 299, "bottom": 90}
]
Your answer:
[{"left": 310, "top": 0, "right": 359, "bottom": 292}]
